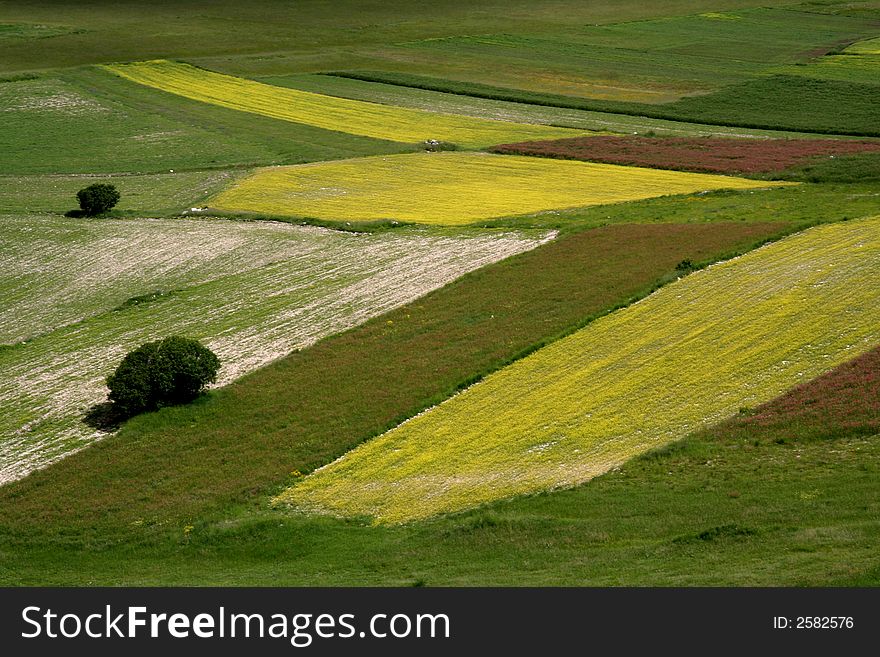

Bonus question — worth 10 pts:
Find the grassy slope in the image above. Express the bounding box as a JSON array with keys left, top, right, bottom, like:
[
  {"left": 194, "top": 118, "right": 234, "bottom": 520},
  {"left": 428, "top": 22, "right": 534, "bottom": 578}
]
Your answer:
[
  {"left": 480, "top": 182, "right": 880, "bottom": 232},
  {"left": 669, "top": 75, "right": 880, "bottom": 136},
  {"left": 0, "top": 221, "right": 789, "bottom": 547},
  {"left": 281, "top": 217, "right": 880, "bottom": 523},
  {"left": 6, "top": 224, "right": 880, "bottom": 586},
  {"left": 0, "top": 220, "right": 545, "bottom": 485},
  {"left": 0, "top": 171, "right": 246, "bottom": 214},
  {"left": 1, "top": 0, "right": 878, "bottom": 587},
  {"left": 373, "top": 8, "right": 878, "bottom": 101}
]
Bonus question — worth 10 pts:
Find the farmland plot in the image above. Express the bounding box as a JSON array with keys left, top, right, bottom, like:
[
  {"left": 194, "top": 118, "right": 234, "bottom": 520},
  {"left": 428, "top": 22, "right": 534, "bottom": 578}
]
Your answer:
[
  {"left": 0, "top": 76, "right": 274, "bottom": 174},
  {"left": 0, "top": 215, "right": 549, "bottom": 484},
  {"left": 0, "top": 169, "right": 243, "bottom": 215},
  {"left": 490, "top": 136, "right": 880, "bottom": 175},
  {"left": 278, "top": 216, "right": 880, "bottom": 523},
  {"left": 211, "top": 152, "right": 788, "bottom": 225},
  {"left": 359, "top": 8, "right": 880, "bottom": 102},
  {"left": 104, "top": 61, "right": 585, "bottom": 148},
  {"left": 264, "top": 73, "right": 825, "bottom": 140}
]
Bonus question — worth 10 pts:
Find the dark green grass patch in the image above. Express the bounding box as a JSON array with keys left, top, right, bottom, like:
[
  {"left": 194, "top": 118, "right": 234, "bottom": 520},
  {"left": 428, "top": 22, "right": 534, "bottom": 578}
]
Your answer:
[
  {"left": 366, "top": 7, "right": 879, "bottom": 103},
  {"left": 0, "top": 220, "right": 790, "bottom": 549},
  {"left": 3, "top": 330, "right": 878, "bottom": 586},
  {"left": 769, "top": 152, "right": 880, "bottom": 182},
  {"left": 0, "top": 170, "right": 246, "bottom": 215},
  {"left": 0, "top": 23, "right": 83, "bottom": 40},
  {"left": 795, "top": 1, "right": 880, "bottom": 20},
  {"left": 0, "top": 0, "right": 798, "bottom": 74}
]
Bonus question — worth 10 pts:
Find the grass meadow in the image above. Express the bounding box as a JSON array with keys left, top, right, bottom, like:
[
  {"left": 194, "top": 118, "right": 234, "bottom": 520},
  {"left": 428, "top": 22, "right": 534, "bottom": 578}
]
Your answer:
[
  {"left": 0, "top": 220, "right": 789, "bottom": 539},
  {"left": 1, "top": 0, "right": 878, "bottom": 586},
  {"left": 279, "top": 217, "right": 880, "bottom": 522},
  {"left": 7, "top": 219, "right": 880, "bottom": 585}
]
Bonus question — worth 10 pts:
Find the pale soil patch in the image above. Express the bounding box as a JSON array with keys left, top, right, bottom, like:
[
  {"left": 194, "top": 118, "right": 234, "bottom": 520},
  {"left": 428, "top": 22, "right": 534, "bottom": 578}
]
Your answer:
[
  {"left": 0, "top": 215, "right": 550, "bottom": 484},
  {"left": 0, "top": 79, "right": 107, "bottom": 115}
]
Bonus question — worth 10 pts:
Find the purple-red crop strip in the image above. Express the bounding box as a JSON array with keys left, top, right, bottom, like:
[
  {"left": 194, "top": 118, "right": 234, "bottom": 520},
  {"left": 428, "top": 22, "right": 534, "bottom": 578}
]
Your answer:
[{"left": 490, "top": 135, "right": 880, "bottom": 174}]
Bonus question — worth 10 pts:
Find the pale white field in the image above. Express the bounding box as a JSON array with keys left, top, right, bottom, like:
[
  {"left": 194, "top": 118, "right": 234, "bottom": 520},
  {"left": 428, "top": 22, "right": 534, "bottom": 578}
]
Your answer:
[{"left": 0, "top": 214, "right": 551, "bottom": 484}]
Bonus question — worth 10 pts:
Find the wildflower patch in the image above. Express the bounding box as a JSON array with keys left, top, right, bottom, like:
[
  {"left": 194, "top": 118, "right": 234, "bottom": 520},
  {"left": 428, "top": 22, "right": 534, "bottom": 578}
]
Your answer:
[
  {"left": 277, "top": 216, "right": 880, "bottom": 523},
  {"left": 210, "top": 152, "right": 788, "bottom": 225}
]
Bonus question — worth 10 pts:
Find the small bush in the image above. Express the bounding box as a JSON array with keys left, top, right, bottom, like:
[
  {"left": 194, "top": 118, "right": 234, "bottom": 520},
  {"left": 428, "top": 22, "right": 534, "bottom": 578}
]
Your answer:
[
  {"left": 675, "top": 259, "right": 695, "bottom": 272},
  {"left": 76, "top": 183, "right": 120, "bottom": 216},
  {"left": 106, "top": 336, "right": 220, "bottom": 417}
]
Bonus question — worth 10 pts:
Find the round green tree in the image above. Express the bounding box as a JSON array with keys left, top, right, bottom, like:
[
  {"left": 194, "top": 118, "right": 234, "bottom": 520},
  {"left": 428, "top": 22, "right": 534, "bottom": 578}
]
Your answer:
[
  {"left": 76, "top": 183, "right": 121, "bottom": 216},
  {"left": 106, "top": 336, "right": 220, "bottom": 417}
]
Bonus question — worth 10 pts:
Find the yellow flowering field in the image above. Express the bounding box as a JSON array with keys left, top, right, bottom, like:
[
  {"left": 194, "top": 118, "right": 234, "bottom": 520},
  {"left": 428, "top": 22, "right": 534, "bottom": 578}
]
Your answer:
[
  {"left": 211, "top": 152, "right": 785, "bottom": 225},
  {"left": 276, "top": 216, "right": 880, "bottom": 523},
  {"left": 104, "top": 60, "right": 584, "bottom": 147}
]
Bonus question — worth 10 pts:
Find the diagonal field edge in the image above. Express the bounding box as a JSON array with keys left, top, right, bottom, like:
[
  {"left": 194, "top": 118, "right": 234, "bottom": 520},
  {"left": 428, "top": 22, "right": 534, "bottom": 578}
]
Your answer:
[{"left": 278, "top": 216, "right": 880, "bottom": 523}]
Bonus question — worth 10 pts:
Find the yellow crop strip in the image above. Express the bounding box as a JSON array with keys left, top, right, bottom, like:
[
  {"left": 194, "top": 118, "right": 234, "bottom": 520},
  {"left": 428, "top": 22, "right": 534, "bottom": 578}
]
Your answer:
[
  {"left": 103, "top": 60, "right": 586, "bottom": 147},
  {"left": 276, "top": 216, "right": 880, "bottom": 523},
  {"left": 210, "top": 152, "right": 787, "bottom": 225},
  {"left": 845, "top": 36, "right": 880, "bottom": 54}
]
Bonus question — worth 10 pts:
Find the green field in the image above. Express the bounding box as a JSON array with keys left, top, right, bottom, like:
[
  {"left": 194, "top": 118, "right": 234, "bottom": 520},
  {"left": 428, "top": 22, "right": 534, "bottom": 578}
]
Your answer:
[
  {"left": 0, "top": 170, "right": 246, "bottom": 215},
  {"left": 0, "top": 215, "right": 545, "bottom": 484},
  {"left": 4, "top": 343, "right": 878, "bottom": 585},
  {"left": 0, "top": 218, "right": 789, "bottom": 537},
  {"left": 0, "top": 1, "right": 798, "bottom": 74},
  {"left": 2, "top": 0, "right": 879, "bottom": 587},
  {"left": 370, "top": 8, "right": 878, "bottom": 102}
]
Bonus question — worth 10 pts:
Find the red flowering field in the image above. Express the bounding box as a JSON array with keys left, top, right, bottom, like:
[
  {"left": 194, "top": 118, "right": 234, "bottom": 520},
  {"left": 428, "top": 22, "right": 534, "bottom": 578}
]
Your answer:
[
  {"left": 490, "top": 135, "right": 880, "bottom": 174},
  {"left": 713, "top": 346, "right": 880, "bottom": 443}
]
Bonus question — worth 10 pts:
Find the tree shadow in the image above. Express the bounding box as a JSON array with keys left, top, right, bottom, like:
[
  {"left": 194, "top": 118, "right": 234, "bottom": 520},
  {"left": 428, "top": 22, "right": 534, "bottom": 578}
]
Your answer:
[{"left": 82, "top": 401, "right": 127, "bottom": 432}]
